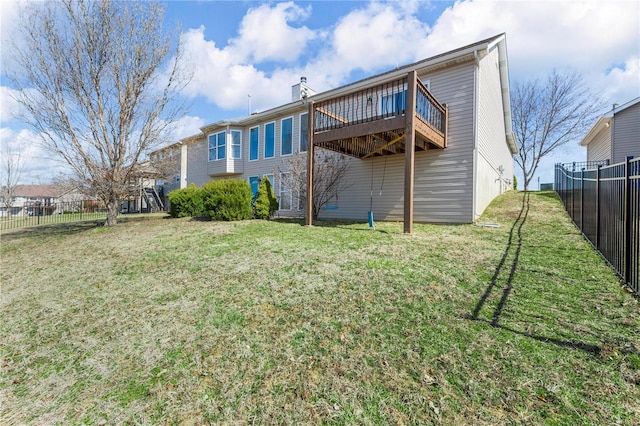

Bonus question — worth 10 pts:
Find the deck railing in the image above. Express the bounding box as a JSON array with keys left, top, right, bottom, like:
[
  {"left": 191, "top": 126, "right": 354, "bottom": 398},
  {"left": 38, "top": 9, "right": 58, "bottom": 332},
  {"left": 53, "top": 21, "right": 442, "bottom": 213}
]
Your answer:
[
  {"left": 555, "top": 157, "right": 639, "bottom": 297},
  {"left": 313, "top": 75, "right": 446, "bottom": 136}
]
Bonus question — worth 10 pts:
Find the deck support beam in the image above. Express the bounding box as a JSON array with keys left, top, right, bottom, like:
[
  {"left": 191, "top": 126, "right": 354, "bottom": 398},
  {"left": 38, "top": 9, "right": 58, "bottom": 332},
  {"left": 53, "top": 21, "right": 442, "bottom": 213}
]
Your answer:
[
  {"left": 306, "top": 101, "right": 315, "bottom": 226},
  {"left": 404, "top": 71, "right": 417, "bottom": 234}
]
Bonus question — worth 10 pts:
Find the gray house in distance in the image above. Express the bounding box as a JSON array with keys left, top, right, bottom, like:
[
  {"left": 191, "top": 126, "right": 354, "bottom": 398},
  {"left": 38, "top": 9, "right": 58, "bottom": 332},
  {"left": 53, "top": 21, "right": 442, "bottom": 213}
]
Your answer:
[
  {"left": 580, "top": 97, "right": 640, "bottom": 164},
  {"left": 152, "top": 34, "right": 516, "bottom": 229}
]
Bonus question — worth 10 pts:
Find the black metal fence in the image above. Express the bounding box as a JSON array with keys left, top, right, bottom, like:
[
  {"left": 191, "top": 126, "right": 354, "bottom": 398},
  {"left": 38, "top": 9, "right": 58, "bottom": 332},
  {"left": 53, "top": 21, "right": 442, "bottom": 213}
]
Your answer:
[
  {"left": 555, "top": 157, "right": 639, "bottom": 296},
  {"left": 0, "top": 200, "right": 107, "bottom": 232}
]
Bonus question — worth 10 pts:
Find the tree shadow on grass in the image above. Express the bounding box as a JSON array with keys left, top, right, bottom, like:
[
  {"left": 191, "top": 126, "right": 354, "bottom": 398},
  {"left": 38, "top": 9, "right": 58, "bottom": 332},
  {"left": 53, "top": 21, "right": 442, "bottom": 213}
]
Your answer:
[
  {"left": 0, "top": 221, "right": 103, "bottom": 242},
  {"left": 0, "top": 215, "right": 162, "bottom": 242},
  {"left": 466, "top": 191, "right": 605, "bottom": 357}
]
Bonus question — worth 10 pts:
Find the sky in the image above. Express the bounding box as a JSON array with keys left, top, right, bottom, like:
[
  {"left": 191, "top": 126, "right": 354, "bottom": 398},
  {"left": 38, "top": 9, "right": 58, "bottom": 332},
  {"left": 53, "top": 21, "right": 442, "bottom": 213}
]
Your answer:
[{"left": 1, "top": 0, "right": 639, "bottom": 187}]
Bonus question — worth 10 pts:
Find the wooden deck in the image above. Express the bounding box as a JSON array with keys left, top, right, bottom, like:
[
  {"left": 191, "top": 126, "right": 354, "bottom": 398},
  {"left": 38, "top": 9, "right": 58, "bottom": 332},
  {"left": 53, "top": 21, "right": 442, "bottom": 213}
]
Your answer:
[
  {"left": 310, "top": 73, "right": 447, "bottom": 159},
  {"left": 306, "top": 71, "right": 448, "bottom": 233}
]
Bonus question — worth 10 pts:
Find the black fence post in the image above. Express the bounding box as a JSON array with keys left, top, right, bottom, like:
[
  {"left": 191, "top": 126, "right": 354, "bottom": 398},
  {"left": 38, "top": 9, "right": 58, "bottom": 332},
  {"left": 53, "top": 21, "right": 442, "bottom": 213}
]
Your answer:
[
  {"left": 595, "top": 165, "right": 601, "bottom": 249},
  {"left": 581, "top": 168, "right": 585, "bottom": 232},
  {"left": 624, "top": 156, "right": 632, "bottom": 286}
]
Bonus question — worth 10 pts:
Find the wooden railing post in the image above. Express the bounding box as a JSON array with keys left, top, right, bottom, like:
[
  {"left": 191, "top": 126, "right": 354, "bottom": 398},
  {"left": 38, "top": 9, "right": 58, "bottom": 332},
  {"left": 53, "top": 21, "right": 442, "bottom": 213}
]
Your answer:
[
  {"left": 306, "top": 101, "right": 315, "bottom": 227},
  {"left": 404, "top": 71, "right": 417, "bottom": 234}
]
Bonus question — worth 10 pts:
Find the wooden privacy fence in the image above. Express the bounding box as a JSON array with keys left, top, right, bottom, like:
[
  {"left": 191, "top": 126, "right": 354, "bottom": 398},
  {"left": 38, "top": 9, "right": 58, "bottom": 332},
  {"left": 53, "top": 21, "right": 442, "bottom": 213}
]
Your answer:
[{"left": 555, "top": 157, "right": 639, "bottom": 296}]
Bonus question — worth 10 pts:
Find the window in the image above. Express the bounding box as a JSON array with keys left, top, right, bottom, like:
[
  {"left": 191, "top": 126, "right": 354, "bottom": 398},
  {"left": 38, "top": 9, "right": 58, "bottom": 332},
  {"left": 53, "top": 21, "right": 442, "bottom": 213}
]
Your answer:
[
  {"left": 281, "top": 117, "right": 293, "bottom": 156},
  {"left": 230, "top": 130, "right": 242, "bottom": 159},
  {"left": 299, "top": 113, "right": 308, "bottom": 152},
  {"left": 208, "top": 131, "right": 226, "bottom": 161},
  {"left": 249, "top": 126, "right": 259, "bottom": 161},
  {"left": 249, "top": 176, "right": 260, "bottom": 197},
  {"left": 381, "top": 90, "right": 407, "bottom": 116},
  {"left": 279, "top": 172, "right": 292, "bottom": 210},
  {"left": 264, "top": 122, "right": 275, "bottom": 158}
]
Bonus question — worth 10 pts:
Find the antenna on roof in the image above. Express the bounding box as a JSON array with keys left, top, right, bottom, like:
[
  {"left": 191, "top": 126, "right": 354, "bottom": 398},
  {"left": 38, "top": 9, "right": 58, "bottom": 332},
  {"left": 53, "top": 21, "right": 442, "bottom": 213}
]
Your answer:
[{"left": 248, "top": 94, "right": 252, "bottom": 115}]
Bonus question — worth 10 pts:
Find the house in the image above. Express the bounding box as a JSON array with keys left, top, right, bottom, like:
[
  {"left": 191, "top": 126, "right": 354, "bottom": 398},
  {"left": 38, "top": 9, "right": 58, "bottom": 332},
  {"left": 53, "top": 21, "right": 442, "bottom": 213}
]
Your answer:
[
  {"left": 152, "top": 34, "right": 517, "bottom": 230},
  {"left": 579, "top": 97, "right": 640, "bottom": 165},
  {"left": 0, "top": 184, "right": 88, "bottom": 217}
]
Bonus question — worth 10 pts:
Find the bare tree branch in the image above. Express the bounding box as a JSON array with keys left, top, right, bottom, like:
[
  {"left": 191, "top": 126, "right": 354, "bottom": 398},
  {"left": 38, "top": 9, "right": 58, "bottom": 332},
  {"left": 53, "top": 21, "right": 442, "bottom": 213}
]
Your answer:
[
  {"left": 276, "top": 149, "right": 352, "bottom": 219},
  {"left": 512, "top": 69, "right": 603, "bottom": 190},
  {"left": 0, "top": 150, "right": 23, "bottom": 219},
  {"left": 7, "top": 0, "right": 191, "bottom": 225}
]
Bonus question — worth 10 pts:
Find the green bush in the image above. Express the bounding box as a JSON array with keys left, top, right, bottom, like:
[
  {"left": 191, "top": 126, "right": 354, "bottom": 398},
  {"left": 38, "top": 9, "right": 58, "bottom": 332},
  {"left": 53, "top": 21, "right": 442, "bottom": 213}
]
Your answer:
[
  {"left": 201, "top": 179, "right": 252, "bottom": 221},
  {"left": 168, "top": 183, "right": 204, "bottom": 218},
  {"left": 513, "top": 175, "right": 518, "bottom": 190},
  {"left": 253, "top": 176, "right": 279, "bottom": 219}
]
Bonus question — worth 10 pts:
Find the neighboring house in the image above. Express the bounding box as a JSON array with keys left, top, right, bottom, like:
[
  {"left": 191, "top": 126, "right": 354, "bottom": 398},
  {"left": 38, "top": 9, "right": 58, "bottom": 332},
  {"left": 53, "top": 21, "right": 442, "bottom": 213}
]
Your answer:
[
  {"left": 0, "top": 184, "right": 88, "bottom": 217},
  {"left": 580, "top": 97, "right": 640, "bottom": 164},
  {"left": 152, "top": 33, "right": 517, "bottom": 226},
  {"left": 118, "top": 161, "right": 166, "bottom": 214}
]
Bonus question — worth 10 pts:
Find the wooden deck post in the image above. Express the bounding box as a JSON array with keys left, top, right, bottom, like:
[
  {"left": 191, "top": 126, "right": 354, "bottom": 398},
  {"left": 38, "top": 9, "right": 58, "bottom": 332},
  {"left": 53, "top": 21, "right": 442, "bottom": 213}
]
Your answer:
[
  {"left": 404, "top": 71, "right": 417, "bottom": 234},
  {"left": 306, "top": 101, "right": 315, "bottom": 226}
]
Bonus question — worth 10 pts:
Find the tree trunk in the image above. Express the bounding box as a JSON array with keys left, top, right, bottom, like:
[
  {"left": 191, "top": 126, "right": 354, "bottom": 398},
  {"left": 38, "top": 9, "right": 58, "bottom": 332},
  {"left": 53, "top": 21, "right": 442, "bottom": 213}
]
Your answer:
[{"left": 104, "top": 200, "right": 119, "bottom": 226}]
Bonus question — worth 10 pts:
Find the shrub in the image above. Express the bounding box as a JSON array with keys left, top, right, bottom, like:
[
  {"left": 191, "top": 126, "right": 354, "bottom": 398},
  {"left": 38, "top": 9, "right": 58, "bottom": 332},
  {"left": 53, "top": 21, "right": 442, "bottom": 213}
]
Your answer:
[
  {"left": 201, "top": 179, "right": 252, "bottom": 221},
  {"left": 253, "top": 176, "right": 279, "bottom": 219},
  {"left": 513, "top": 175, "right": 518, "bottom": 190},
  {"left": 168, "top": 183, "right": 204, "bottom": 218}
]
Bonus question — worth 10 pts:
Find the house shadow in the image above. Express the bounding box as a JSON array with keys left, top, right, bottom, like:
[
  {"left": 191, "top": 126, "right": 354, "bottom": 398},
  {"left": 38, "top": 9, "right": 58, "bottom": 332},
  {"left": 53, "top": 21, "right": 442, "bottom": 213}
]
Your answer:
[{"left": 466, "top": 191, "right": 605, "bottom": 357}]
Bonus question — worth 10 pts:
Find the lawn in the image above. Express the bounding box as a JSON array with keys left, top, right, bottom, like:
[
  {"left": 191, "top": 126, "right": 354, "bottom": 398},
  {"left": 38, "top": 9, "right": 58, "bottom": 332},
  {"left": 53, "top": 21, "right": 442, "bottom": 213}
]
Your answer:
[{"left": 1, "top": 191, "right": 638, "bottom": 425}]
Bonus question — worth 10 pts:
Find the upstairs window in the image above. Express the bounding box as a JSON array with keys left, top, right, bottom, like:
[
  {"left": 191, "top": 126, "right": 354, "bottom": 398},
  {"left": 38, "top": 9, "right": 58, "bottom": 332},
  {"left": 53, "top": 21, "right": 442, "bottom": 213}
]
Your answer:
[
  {"left": 265, "top": 122, "right": 275, "bottom": 158},
  {"left": 208, "top": 131, "right": 226, "bottom": 161},
  {"left": 281, "top": 117, "right": 293, "bottom": 156},
  {"left": 299, "top": 113, "right": 308, "bottom": 152},
  {"left": 249, "top": 126, "right": 259, "bottom": 161},
  {"left": 230, "top": 130, "right": 242, "bottom": 159}
]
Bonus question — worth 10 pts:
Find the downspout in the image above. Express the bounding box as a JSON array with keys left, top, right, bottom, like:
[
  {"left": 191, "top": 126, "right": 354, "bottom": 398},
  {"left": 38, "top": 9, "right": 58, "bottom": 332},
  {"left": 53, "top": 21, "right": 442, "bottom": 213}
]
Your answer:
[
  {"left": 471, "top": 49, "right": 480, "bottom": 221},
  {"left": 498, "top": 39, "right": 517, "bottom": 154},
  {"left": 180, "top": 142, "right": 188, "bottom": 189}
]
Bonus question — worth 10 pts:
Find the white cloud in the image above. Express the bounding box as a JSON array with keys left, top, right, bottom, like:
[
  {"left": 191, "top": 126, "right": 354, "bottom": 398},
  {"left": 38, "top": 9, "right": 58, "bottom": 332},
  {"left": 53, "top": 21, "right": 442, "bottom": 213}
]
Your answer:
[
  {"left": 427, "top": 0, "right": 640, "bottom": 103},
  {"left": 0, "top": 86, "right": 24, "bottom": 123},
  {"left": 166, "top": 115, "right": 206, "bottom": 141},
  {"left": 0, "top": 127, "right": 69, "bottom": 183},
  {"left": 229, "top": 2, "right": 316, "bottom": 63},
  {"left": 327, "top": 2, "right": 430, "bottom": 73}
]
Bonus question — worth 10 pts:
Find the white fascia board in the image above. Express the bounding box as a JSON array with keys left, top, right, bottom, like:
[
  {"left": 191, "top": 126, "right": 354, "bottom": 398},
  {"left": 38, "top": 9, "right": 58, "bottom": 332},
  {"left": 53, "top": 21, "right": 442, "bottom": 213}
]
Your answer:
[{"left": 579, "top": 116, "right": 611, "bottom": 146}]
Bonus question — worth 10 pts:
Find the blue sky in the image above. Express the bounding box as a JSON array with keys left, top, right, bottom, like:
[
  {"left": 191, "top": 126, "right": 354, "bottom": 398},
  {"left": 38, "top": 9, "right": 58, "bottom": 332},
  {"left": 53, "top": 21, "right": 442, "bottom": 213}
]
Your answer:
[{"left": 1, "top": 0, "right": 639, "bottom": 187}]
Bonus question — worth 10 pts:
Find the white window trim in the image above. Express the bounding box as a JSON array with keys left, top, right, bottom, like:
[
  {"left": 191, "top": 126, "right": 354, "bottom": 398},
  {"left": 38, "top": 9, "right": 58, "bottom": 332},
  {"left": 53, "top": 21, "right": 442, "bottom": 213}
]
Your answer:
[
  {"left": 230, "top": 129, "right": 242, "bottom": 160},
  {"left": 280, "top": 116, "right": 294, "bottom": 157},
  {"left": 208, "top": 131, "right": 226, "bottom": 162},
  {"left": 264, "top": 121, "right": 276, "bottom": 159},
  {"left": 249, "top": 126, "right": 260, "bottom": 162}
]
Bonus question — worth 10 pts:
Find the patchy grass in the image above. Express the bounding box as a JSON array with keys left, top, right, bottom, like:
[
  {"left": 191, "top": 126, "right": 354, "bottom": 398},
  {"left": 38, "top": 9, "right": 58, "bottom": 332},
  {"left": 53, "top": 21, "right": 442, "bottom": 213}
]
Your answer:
[{"left": 1, "top": 191, "right": 638, "bottom": 425}]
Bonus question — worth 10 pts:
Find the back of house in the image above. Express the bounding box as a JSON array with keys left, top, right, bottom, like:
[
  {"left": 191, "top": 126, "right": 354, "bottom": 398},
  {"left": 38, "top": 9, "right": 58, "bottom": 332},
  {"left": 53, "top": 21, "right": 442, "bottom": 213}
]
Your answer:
[{"left": 152, "top": 34, "right": 516, "bottom": 224}]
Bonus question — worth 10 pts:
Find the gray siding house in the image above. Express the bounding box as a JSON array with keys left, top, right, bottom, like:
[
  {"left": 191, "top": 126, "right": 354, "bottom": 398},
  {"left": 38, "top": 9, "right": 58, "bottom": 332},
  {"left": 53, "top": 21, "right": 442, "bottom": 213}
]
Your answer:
[
  {"left": 152, "top": 34, "right": 517, "bottom": 228},
  {"left": 580, "top": 97, "right": 640, "bottom": 164}
]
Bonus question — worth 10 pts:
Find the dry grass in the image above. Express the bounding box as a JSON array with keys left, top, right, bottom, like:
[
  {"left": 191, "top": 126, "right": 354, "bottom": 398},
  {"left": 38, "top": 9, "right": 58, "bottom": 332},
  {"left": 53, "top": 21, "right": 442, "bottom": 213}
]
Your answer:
[{"left": 1, "top": 191, "right": 638, "bottom": 425}]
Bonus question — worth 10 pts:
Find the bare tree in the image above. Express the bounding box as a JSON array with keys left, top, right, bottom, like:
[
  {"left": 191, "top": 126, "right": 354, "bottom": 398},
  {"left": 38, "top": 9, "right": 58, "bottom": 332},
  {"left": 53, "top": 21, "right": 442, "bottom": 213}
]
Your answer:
[
  {"left": 0, "top": 151, "right": 23, "bottom": 220},
  {"left": 512, "top": 69, "right": 602, "bottom": 190},
  {"left": 276, "top": 150, "right": 352, "bottom": 220},
  {"left": 7, "top": 0, "right": 190, "bottom": 225}
]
